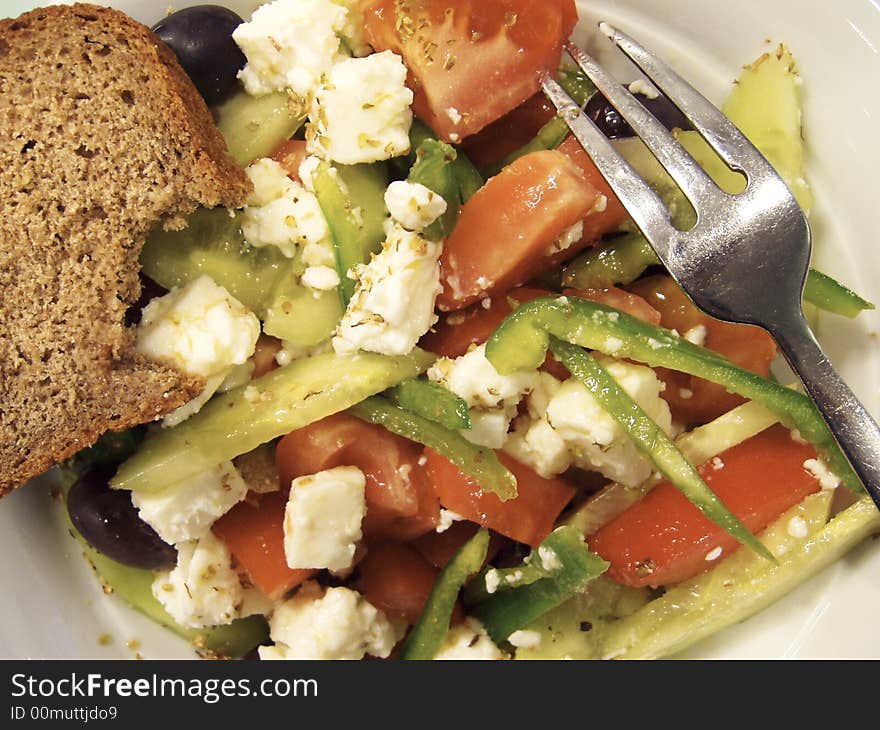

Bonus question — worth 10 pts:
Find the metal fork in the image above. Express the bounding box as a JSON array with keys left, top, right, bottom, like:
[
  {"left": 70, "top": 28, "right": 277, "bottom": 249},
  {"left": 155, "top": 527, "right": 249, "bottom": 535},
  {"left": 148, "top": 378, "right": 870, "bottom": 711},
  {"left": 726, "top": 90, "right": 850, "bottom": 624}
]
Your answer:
[{"left": 543, "top": 24, "right": 880, "bottom": 506}]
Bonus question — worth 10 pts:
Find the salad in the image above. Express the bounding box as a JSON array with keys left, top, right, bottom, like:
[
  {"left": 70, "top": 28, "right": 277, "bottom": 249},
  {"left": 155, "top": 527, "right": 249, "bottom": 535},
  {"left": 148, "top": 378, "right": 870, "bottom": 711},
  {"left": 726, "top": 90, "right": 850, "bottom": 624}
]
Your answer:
[{"left": 55, "top": 0, "right": 879, "bottom": 660}]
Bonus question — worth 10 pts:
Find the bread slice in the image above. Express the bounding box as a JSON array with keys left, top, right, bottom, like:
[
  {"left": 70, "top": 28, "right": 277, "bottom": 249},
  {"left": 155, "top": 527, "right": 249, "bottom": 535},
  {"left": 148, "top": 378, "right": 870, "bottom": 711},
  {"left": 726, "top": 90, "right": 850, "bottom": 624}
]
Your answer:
[{"left": 0, "top": 4, "right": 253, "bottom": 495}]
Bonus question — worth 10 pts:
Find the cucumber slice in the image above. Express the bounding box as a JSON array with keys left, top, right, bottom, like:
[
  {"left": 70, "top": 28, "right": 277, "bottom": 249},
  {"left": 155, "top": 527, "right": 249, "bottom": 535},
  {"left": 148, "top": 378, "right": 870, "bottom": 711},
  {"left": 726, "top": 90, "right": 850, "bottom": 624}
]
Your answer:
[
  {"left": 263, "top": 283, "right": 343, "bottom": 345},
  {"left": 112, "top": 348, "right": 435, "bottom": 493},
  {"left": 214, "top": 88, "right": 305, "bottom": 167}
]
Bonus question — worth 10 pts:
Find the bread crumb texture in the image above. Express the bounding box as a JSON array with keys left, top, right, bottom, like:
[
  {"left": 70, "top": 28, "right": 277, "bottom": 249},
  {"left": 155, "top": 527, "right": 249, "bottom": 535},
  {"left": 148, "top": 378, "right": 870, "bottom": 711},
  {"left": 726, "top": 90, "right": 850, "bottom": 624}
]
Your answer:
[{"left": 0, "top": 4, "right": 251, "bottom": 494}]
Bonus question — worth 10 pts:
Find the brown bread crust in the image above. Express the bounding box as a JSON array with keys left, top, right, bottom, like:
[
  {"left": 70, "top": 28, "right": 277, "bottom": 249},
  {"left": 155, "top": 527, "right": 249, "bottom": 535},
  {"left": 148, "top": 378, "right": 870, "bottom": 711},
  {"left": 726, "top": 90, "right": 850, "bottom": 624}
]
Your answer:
[{"left": 0, "top": 4, "right": 252, "bottom": 495}]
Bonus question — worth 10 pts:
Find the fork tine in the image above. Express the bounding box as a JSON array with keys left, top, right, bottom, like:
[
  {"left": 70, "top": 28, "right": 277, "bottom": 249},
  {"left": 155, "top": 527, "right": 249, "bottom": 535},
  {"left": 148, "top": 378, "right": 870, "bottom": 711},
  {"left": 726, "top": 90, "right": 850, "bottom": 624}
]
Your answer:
[
  {"left": 598, "top": 23, "right": 767, "bottom": 178},
  {"left": 541, "top": 75, "right": 675, "bottom": 256},
  {"left": 563, "top": 41, "right": 719, "bottom": 211}
]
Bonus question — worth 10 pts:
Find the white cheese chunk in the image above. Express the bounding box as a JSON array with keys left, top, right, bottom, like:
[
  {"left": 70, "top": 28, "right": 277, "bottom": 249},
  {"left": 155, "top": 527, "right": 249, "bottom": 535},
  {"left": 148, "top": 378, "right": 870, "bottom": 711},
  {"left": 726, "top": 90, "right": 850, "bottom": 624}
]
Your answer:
[
  {"left": 152, "top": 533, "right": 243, "bottom": 629},
  {"left": 132, "top": 461, "right": 248, "bottom": 545},
  {"left": 258, "top": 581, "right": 398, "bottom": 660},
  {"left": 384, "top": 180, "right": 448, "bottom": 232},
  {"left": 233, "top": 0, "right": 347, "bottom": 101},
  {"left": 301, "top": 265, "right": 340, "bottom": 291},
  {"left": 434, "top": 618, "right": 506, "bottom": 660},
  {"left": 283, "top": 466, "right": 366, "bottom": 572},
  {"left": 333, "top": 225, "right": 442, "bottom": 356},
  {"left": 307, "top": 51, "right": 413, "bottom": 164}
]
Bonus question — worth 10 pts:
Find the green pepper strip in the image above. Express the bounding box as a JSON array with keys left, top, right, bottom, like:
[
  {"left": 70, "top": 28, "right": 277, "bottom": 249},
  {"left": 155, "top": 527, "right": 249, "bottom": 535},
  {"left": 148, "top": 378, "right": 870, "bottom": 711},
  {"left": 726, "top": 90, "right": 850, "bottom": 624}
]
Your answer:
[
  {"left": 407, "top": 138, "right": 461, "bottom": 241},
  {"left": 400, "top": 528, "right": 490, "bottom": 660},
  {"left": 471, "top": 526, "right": 609, "bottom": 645},
  {"left": 563, "top": 232, "right": 874, "bottom": 319},
  {"left": 403, "top": 119, "right": 484, "bottom": 204},
  {"left": 385, "top": 378, "right": 471, "bottom": 430},
  {"left": 481, "top": 69, "right": 597, "bottom": 178},
  {"left": 551, "top": 338, "right": 772, "bottom": 559},
  {"left": 463, "top": 549, "right": 555, "bottom": 606},
  {"left": 349, "top": 396, "right": 516, "bottom": 500},
  {"left": 485, "top": 296, "right": 862, "bottom": 494}
]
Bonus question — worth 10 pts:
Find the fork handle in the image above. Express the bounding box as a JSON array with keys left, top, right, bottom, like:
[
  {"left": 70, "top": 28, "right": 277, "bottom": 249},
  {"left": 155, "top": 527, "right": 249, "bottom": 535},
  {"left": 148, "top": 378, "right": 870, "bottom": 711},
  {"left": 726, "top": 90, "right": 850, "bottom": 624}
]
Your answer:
[{"left": 771, "top": 316, "right": 880, "bottom": 505}]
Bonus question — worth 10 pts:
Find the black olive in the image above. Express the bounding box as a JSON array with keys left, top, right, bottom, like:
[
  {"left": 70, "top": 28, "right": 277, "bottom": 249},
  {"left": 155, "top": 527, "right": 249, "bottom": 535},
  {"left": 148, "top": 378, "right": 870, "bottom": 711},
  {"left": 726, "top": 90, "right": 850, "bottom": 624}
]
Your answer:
[
  {"left": 585, "top": 85, "right": 693, "bottom": 139},
  {"left": 152, "top": 5, "right": 246, "bottom": 106},
  {"left": 67, "top": 465, "right": 177, "bottom": 571}
]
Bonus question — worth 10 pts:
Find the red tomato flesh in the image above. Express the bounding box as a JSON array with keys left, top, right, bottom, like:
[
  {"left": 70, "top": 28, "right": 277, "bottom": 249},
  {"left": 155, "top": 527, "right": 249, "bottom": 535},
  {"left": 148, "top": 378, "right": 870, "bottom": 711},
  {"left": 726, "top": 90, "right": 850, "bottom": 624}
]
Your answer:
[
  {"left": 361, "top": 0, "right": 577, "bottom": 141},
  {"left": 423, "top": 448, "right": 576, "bottom": 546},
  {"left": 270, "top": 139, "right": 309, "bottom": 180},
  {"left": 213, "top": 490, "right": 314, "bottom": 601},
  {"left": 588, "top": 425, "right": 822, "bottom": 588},
  {"left": 275, "top": 414, "right": 441, "bottom": 541},
  {"left": 563, "top": 287, "right": 661, "bottom": 325},
  {"left": 438, "top": 150, "right": 602, "bottom": 311}
]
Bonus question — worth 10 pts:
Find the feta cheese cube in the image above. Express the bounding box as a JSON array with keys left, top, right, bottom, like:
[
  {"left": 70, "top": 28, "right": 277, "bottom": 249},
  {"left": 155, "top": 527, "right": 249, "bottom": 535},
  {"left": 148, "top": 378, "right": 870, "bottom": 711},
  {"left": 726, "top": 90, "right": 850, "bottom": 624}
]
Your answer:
[
  {"left": 242, "top": 158, "right": 330, "bottom": 258},
  {"left": 384, "top": 180, "right": 448, "bottom": 232},
  {"left": 301, "top": 265, "right": 340, "bottom": 291},
  {"left": 283, "top": 466, "right": 366, "bottom": 572},
  {"left": 428, "top": 344, "right": 537, "bottom": 448},
  {"left": 307, "top": 51, "right": 413, "bottom": 164},
  {"left": 132, "top": 461, "right": 248, "bottom": 545},
  {"left": 152, "top": 533, "right": 243, "bottom": 629},
  {"left": 258, "top": 581, "right": 398, "bottom": 660},
  {"left": 434, "top": 618, "right": 506, "bottom": 660},
  {"left": 333, "top": 225, "right": 442, "bottom": 356},
  {"left": 233, "top": 0, "right": 347, "bottom": 102}
]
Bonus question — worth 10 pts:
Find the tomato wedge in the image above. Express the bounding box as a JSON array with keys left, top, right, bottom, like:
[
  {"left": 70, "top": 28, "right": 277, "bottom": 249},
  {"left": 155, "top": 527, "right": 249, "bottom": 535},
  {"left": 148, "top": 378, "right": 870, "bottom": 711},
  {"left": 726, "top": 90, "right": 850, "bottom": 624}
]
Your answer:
[
  {"left": 411, "top": 521, "right": 507, "bottom": 569},
  {"left": 438, "top": 150, "right": 602, "bottom": 311},
  {"left": 423, "top": 448, "right": 576, "bottom": 546},
  {"left": 629, "top": 275, "right": 778, "bottom": 426},
  {"left": 361, "top": 0, "right": 577, "bottom": 141},
  {"left": 270, "top": 139, "right": 309, "bottom": 180},
  {"left": 275, "top": 414, "right": 441, "bottom": 541},
  {"left": 213, "top": 490, "right": 314, "bottom": 601},
  {"left": 562, "top": 287, "right": 661, "bottom": 325},
  {"left": 588, "top": 425, "right": 823, "bottom": 588}
]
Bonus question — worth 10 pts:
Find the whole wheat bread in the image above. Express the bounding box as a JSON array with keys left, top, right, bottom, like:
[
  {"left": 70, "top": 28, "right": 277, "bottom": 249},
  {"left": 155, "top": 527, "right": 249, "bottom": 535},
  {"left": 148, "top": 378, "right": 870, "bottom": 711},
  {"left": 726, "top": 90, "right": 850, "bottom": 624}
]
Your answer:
[{"left": 0, "top": 4, "right": 252, "bottom": 495}]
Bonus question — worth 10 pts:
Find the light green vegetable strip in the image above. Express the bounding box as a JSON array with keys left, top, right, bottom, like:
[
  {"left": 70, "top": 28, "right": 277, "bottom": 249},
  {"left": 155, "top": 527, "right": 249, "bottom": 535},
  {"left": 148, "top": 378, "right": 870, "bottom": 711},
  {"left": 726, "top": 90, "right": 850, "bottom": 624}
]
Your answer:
[
  {"left": 112, "top": 349, "right": 434, "bottom": 493},
  {"left": 385, "top": 378, "right": 471, "bottom": 430},
  {"left": 407, "top": 138, "right": 461, "bottom": 240},
  {"left": 565, "top": 399, "right": 781, "bottom": 537},
  {"left": 214, "top": 88, "right": 304, "bottom": 167},
  {"left": 472, "top": 526, "right": 609, "bottom": 645},
  {"left": 803, "top": 269, "right": 875, "bottom": 318},
  {"left": 348, "top": 396, "right": 516, "bottom": 501},
  {"left": 550, "top": 338, "right": 771, "bottom": 559},
  {"left": 482, "top": 68, "right": 597, "bottom": 177},
  {"left": 311, "top": 160, "right": 389, "bottom": 306},
  {"left": 594, "top": 493, "right": 880, "bottom": 659},
  {"left": 400, "top": 529, "right": 490, "bottom": 660},
  {"left": 485, "top": 296, "right": 861, "bottom": 493}
]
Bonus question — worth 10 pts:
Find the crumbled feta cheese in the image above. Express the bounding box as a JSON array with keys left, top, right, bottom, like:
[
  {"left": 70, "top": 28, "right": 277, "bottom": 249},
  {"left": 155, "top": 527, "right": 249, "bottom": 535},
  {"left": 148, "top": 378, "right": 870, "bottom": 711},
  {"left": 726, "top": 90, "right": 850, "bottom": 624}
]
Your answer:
[
  {"left": 446, "top": 106, "right": 463, "bottom": 125},
  {"left": 803, "top": 458, "right": 841, "bottom": 490},
  {"left": 505, "top": 359, "right": 672, "bottom": 485},
  {"left": 307, "top": 51, "right": 413, "bottom": 164},
  {"left": 546, "top": 221, "right": 584, "bottom": 255},
  {"left": 436, "top": 509, "right": 463, "bottom": 534},
  {"left": 508, "top": 630, "right": 542, "bottom": 649},
  {"left": 384, "top": 180, "right": 448, "bottom": 232},
  {"left": 787, "top": 515, "right": 809, "bottom": 539},
  {"left": 258, "top": 582, "right": 398, "bottom": 660},
  {"left": 284, "top": 466, "right": 366, "bottom": 572},
  {"left": 628, "top": 78, "right": 660, "bottom": 99},
  {"left": 434, "top": 618, "right": 505, "bottom": 660},
  {"left": 683, "top": 324, "right": 708, "bottom": 346},
  {"left": 333, "top": 225, "right": 442, "bottom": 356},
  {"left": 301, "top": 265, "right": 340, "bottom": 291},
  {"left": 132, "top": 461, "right": 248, "bottom": 545},
  {"left": 678, "top": 388, "right": 693, "bottom": 400},
  {"left": 705, "top": 546, "right": 723, "bottom": 562},
  {"left": 711, "top": 456, "right": 725, "bottom": 471},
  {"left": 233, "top": 0, "right": 347, "bottom": 101},
  {"left": 301, "top": 239, "right": 336, "bottom": 268},
  {"left": 297, "top": 155, "right": 323, "bottom": 193},
  {"left": 428, "top": 343, "right": 537, "bottom": 449},
  {"left": 790, "top": 428, "right": 808, "bottom": 445},
  {"left": 538, "top": 546, "right": 561, "bottom": 572},
  {"left": 152, "top": 533, "right": 243, "bottom": 629},
  {"left": 241, "top": 158, "right": 330, "bottom": 258},
  {"left": 484, "top": 569, "right": 501, "bottom": 595}
]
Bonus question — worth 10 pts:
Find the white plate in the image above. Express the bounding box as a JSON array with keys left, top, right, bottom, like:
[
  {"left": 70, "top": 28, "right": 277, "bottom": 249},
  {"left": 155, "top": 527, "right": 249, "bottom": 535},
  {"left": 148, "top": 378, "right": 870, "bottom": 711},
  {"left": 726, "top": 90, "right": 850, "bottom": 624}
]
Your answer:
[{"left": 1, "top": 0, "right": 878, "bottom": 659}]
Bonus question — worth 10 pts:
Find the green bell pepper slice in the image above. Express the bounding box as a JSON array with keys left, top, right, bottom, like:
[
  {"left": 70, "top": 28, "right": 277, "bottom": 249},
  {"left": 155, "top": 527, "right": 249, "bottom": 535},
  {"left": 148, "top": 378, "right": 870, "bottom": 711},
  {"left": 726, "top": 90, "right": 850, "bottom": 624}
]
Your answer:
[
  {"left": 484, "top": 296, "right": 861, "bottom": 494},
  {"left": 407, "top": 138, "right": 461, "bottom": 241},
  {"left": 471, "top": 526, "right": 609, "bottom": 645},
  {"left": 550, "top": 339, "right": 772, "bottom": 558},
  {"left": 400, "top": 528, "right": 490, "bottom": 660},
  {"left": 348, "top": 396, "right": 516, "bottom": 501},
  {"left": 385, "top": 378, "right": 471, "bottom": 430}
]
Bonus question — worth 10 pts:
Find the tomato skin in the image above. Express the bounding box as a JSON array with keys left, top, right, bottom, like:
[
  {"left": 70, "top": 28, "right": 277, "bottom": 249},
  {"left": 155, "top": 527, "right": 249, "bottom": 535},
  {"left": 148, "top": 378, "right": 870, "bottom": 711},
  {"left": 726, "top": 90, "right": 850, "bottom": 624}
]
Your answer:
[
  {"left": 275, "top": 414, "right": 440, "bottom": 541},
  {"left": 423, "top": 448, "right": 576, "bottom": 546},
  {"left": 361, "top": 0, "right": 577, "bottom": 141},
  {"left": 588, "top": 425, "right": 822, "bottom": 588},
  {"left": 438, "top": 150, "right": 601, "bottom": 311},
  {"left": 251, "top": 334, "right": 282, "bottom": 378},
  {"left": 270, "top": 139, "right": 309, "bottom": 180},
  {"left": 628, "top": 275, "right": 778, "bottom": 426},
  {"left": 213, "top": 491, "right": 314, "bottom": 601},
  {"left": 563, "top": 287, "right": 661, "bottom": 325}
]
